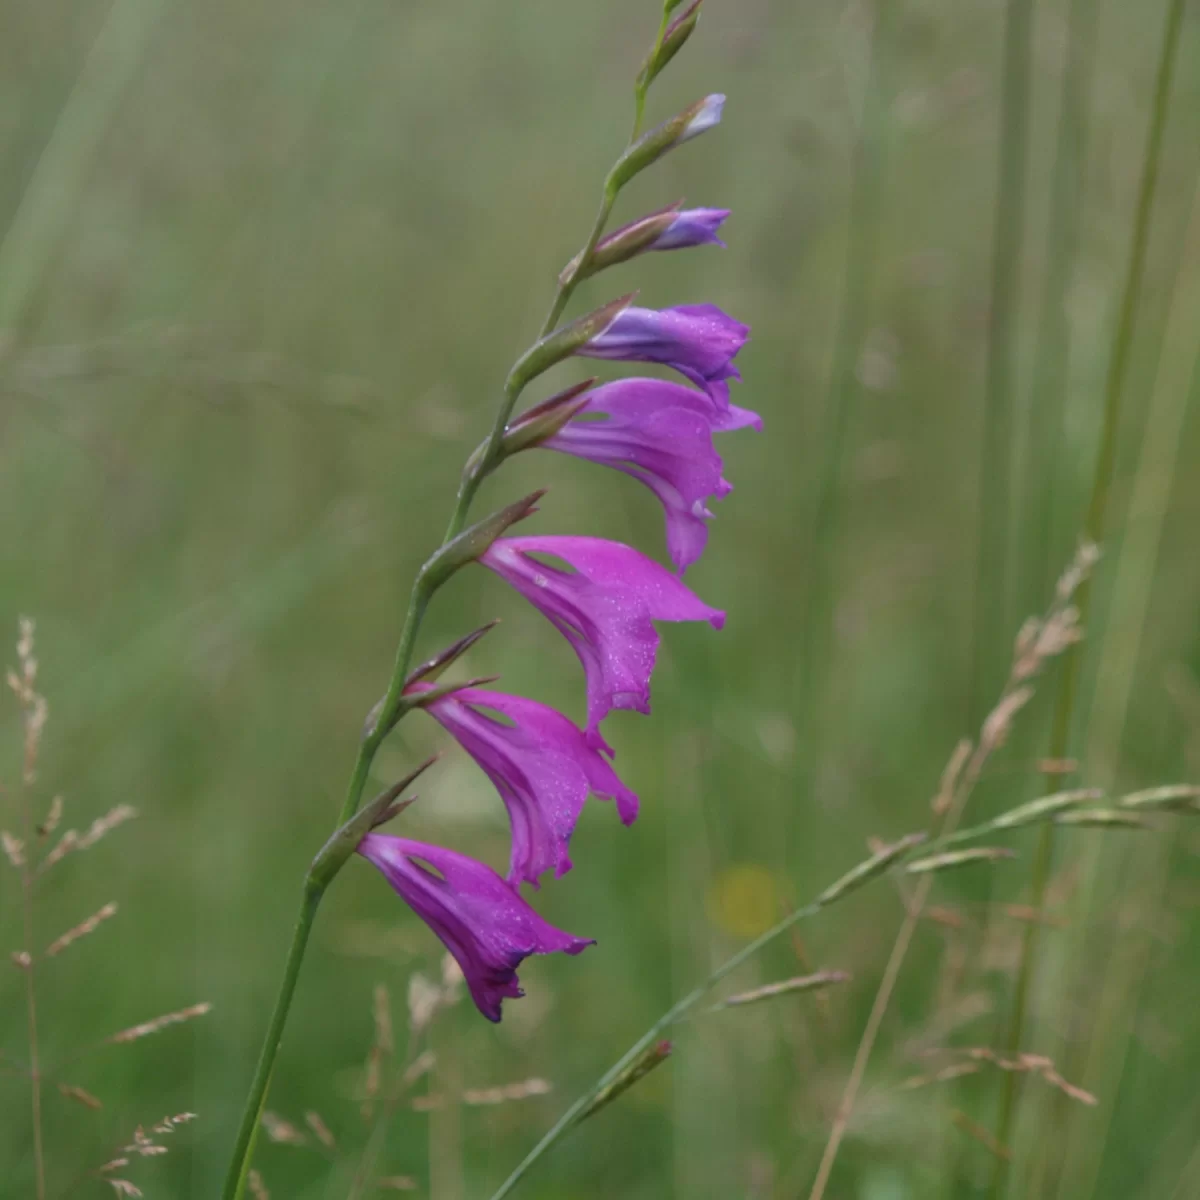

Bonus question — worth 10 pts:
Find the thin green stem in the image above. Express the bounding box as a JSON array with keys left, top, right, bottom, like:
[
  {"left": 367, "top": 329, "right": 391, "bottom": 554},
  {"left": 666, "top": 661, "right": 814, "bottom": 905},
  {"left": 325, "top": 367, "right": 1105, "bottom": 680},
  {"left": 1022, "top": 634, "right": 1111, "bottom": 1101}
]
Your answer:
[
  {"left": 539, "top": 190, "right": 617, "bottom": 339},
  {"left": 1021, "top": 0, "right": 1097, "bottom": 608},
  {"left": 989, "top": 0, "right": 1186, "bottom": 1190},
  {"left": 632, "top": 9, "right": 671, "bottom": 141},
  {"left": 971, "top": 0, "right": 1033, "bottom": 725},
  {"left": 19, "top": 785, "right": 46, "bottom": 1200},
  {"left": 793, "top": 0, "right": 886, "bottom": 862},
  {"left": 221, "top": 881, "right": 324, "bottom": 1200}
]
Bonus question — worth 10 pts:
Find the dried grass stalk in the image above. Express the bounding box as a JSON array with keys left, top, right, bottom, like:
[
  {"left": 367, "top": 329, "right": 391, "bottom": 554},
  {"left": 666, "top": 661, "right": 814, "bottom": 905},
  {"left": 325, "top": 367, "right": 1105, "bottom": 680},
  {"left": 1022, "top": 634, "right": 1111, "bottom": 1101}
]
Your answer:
[
  {"left": 106, "top": 1002, "right": 212, "bottom": 1044},
  {"left": 58, "top": 1082, "right": 103, "bottom": 1110},
  {"left": 46, "top": 901, "right": 118, "bottom": 957}
]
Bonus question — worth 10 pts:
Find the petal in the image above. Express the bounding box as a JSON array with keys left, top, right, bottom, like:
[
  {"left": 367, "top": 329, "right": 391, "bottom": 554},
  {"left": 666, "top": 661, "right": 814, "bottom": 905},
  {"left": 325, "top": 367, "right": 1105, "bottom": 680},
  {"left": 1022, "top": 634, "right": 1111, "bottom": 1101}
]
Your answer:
[
  {"left": 423, "top": 687, "right": 640, "bottom": 887},
  {"left": 357, "top": 834, "right": 593, "bottom": 1023},
  {"left": 653, "top": 208, "right": 730, "bottom": 251},
  {"left": 681, "top": 94, "right": 726, "bottom": 142},
  {"left": 543, "top": 379, "right": 733, "bottom": 572},
  {"left": 480, "top": 536, "right": 724, "bottom": 740}
]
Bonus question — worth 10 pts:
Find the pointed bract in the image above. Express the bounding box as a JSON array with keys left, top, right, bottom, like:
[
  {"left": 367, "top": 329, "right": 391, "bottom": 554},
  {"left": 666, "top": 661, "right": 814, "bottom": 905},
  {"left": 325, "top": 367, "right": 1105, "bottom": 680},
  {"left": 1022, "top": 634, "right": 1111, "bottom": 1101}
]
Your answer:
[
  {"left": 479, "top": 536, "right": 724, "bottom": 742},
  {"left": 417, "top": 685, "right": 639, "bottom": 887},
  {"left": 357, "top": 834, "right": 593, "bottom": 1022},
  {"left": 541, "top": 378, "right": 759, "bottom": 572},
  {"left": 578, "top": 303, "right": 749, "bottom": 409}
]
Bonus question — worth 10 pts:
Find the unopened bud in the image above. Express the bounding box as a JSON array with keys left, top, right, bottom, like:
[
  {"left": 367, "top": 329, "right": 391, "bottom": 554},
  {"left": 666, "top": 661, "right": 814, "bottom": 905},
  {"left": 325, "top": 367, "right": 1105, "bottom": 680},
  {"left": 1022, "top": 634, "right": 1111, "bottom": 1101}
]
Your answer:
[
  {"left": 638, "top": 1, "right": 703, "bottom": 92},
  {"left": 507, "top": 296, "right": 635, "bottom": 395},
  {"left": 422, "top": 491, "right": 544, "bottom": 591},
  {"left": 607, "top": 95, "right": 725, "bottom": 194},
  {"left": 563, "top": 203, "right": 729, "bottom": 284},
  {"left": 502, "top": 380, "right": 597, "bottom": 455},
  {"left": 562, "top": 206, "right": 682, "bottom": 284}
]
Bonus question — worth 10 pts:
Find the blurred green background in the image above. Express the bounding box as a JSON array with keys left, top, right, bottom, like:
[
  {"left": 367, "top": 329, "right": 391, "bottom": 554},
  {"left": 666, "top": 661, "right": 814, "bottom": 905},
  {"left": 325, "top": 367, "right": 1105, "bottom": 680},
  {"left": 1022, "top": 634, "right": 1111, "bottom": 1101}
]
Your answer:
[{"left": 3, "top": 0, "right": 1200, "bottom": 1196}]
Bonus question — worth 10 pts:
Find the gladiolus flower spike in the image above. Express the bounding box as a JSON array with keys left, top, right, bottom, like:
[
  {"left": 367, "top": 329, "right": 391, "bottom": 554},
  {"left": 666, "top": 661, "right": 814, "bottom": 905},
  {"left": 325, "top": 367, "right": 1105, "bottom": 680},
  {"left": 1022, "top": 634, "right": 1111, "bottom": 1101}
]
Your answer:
[
  {"left": 354, "top": 43, "right": 747, "bottom": 1027},
  {"left": 356, "top": 835, "right": 593, "bottom": 1022}
]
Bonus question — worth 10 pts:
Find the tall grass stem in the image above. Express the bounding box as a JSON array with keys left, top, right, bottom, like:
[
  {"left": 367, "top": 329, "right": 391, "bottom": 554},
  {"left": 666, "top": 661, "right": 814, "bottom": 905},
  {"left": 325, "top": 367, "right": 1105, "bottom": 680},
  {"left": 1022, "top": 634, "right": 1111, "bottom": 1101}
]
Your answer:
[
  {"left": 793, "top": 0, "right": 887, "bottom": 862},
  {"left": 0, "top": 0, "right": 168, "bottom": 332},
  {"left": 1020, "top": 0, "right": 1098, "bottom": 607},
  {"left": 971, "top": 0, "right": 1034, "bottom": 722},
  {"left": 989, "top": 0, "right": 1187, "bottom": 1189}
]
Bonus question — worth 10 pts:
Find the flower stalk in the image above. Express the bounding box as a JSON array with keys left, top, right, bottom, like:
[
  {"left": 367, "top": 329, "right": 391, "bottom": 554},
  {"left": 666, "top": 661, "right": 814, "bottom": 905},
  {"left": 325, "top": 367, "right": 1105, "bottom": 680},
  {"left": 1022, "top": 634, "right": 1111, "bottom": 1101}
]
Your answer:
[{"left": 222, "top": 8, "right": 734, "bottom": 1194}]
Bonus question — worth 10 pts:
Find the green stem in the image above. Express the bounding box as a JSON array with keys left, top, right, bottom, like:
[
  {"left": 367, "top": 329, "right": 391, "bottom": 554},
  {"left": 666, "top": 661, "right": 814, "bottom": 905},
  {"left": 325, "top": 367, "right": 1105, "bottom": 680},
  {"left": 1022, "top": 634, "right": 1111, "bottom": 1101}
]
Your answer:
[
  {"left": 539, "top": 189, "right": 617, "bottom": 339},
  {"left": 793, "top": 0, "right": 887, "bottom": 856},
  {"left": 1021, "top": 0, "right": 1097, "bottom": 608},
  {"left": 971, "top": 0, "right": 1033, "bottom": 725},
  {"left": 989, "top": 0, "right": 1185, "bottom": 1190},
  {"left": 631, "top": 9, "right": 671, "bottom": 141},
  {"left": 221, "top": 881, "right": 324, "bottom": 1200}
]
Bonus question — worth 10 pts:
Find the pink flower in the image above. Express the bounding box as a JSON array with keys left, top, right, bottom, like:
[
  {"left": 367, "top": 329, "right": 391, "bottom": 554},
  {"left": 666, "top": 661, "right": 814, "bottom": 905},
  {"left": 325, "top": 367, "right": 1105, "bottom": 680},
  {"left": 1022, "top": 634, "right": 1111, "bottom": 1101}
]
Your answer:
[
  {"left": 479, "top": 536, "right": 725, "bottom": 743},
  {"left": 357, "top": 834, "right": 593, "bottom": 1023},
  {"left": 540, "top": 378, "right": 760, "bottom": 572},
  {"left": 418, "top": 686, "right": 639, "bottom": 888}
]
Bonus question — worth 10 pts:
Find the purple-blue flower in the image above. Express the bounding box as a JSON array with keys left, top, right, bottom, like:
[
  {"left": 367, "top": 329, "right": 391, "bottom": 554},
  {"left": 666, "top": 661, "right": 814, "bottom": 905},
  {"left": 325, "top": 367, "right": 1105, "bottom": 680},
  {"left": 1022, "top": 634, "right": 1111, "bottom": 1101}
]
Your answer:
[
  {"left": 416, "top": 685, "right": 639, "bottom": 888},
  {"left": 357, "top": 833, "right": 593, "bottom": 1023},
  {"left": 539, "top": 378, "right": 760, "bottom": 573},
  {"left": 651, "top": 207, "right": 730, "bottom": 250},
  {"left": 578, "top": 303, "right": 749, "bottom": 409},
  {"left": 680, "top": 94, "right": 725, "bottom": 143},
  {"left": 479, "top": 536, "right": 725, "bottom": 743}
]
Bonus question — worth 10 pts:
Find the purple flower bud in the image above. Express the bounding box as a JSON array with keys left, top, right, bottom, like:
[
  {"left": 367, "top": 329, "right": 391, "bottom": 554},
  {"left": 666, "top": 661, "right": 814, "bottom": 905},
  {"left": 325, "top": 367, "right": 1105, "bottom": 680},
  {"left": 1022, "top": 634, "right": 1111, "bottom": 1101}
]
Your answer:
[
  {"left": 679, "top": 93, "right": 725, "bottom": 143},
  {"left": 578, "top": 303, "right": 749, "bottom": 410},
  {"left": 357, "top": 833, "right": 593, "bottom": 1023},
  {"left": 565, "top": 205, "right": 729, "bottom": 282},
  {"left": 651, "top": 207, "right": 730, "bottom": 251},
  {"left": 608, "top": 95, "right": 726, "bottom": 192},
  {"left": 416, "top": 685, "right": 639, "bottom": 888},
  {"left": 479, "top": 536, "right": 725, "bottom": 744},
  {"left": 540, "top": 378, "right": 760, "bottom": 573}
]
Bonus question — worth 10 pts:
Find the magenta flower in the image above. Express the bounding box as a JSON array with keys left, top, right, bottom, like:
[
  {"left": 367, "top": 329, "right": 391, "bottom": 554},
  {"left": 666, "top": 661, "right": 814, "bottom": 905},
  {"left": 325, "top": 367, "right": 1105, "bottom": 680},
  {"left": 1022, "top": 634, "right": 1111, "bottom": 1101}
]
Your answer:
[
  {"left": 578, "top": 303, "right": 749, "bottom": 410},
  {"left": 357, "top": 833, "right": 593, "bottom": 1022},
  {"left": 539, "top": 378, "right": 760, "bottom": 573},
  {"left": 417, "top": 685, "right": 639, "bottom": 888},
  {"left": 479, "top": 536, "right": 725, "bottom": 742}
]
